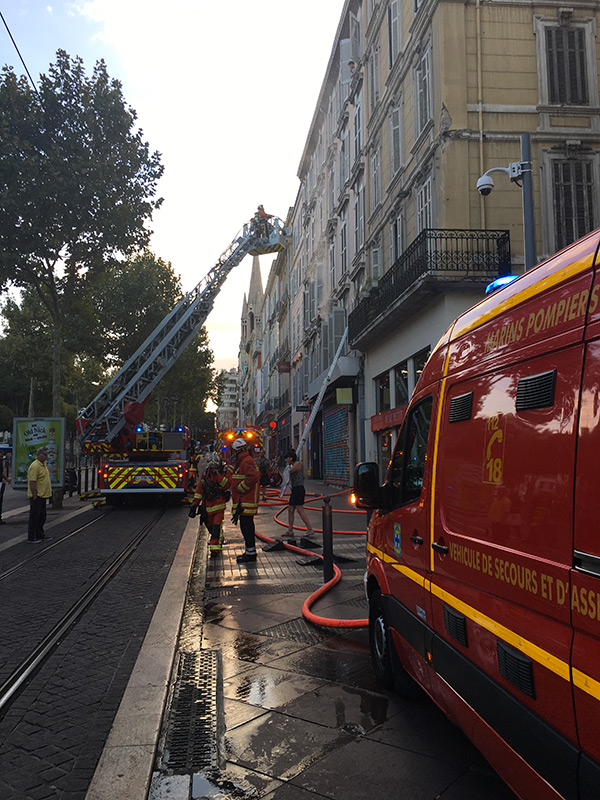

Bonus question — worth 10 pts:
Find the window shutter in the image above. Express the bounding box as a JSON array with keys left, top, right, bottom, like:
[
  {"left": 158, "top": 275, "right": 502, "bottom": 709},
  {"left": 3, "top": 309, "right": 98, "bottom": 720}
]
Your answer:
[
  {"left": 546, "top": 26, "right": 589, "bottom": 104},
  {"left": 391, "top": 106, "right": 402, "bottom": 174},
  {"left": 321, "top": 320, "right": 330, "bottom": 370}
]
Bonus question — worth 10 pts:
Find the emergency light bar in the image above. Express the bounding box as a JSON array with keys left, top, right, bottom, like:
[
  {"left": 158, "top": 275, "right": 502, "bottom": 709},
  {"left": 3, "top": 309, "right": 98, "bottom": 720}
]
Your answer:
[{"left": 485, "top": 274, "right": 519, "bottom": 295}]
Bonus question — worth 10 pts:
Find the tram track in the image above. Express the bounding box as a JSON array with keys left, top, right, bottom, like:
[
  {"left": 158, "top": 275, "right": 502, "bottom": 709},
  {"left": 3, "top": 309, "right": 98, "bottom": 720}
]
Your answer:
[
  {"left": 0, "top": 505, "right": 169, "bottom": 714},
  {"left": 0, "top": 510, "right": 113, "bottom": 582}
]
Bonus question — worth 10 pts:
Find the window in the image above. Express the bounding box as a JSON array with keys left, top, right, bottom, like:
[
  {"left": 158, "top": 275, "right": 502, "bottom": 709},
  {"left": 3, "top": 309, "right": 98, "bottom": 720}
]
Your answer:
[
  {"left": 414, "top": 346, "right": 431, "bottom": 384},
  {"left": 370, "top": 244, "right": 381, "bottom": 278},
  {"left": 535, "top": 17, "right": 597, "bottom": 107},
  {"left": 340, "top": 216, "right": 348, "bottom": 274},
  {"left": 414, "top": 47, "right": 432, "bottom": 136},
  {"left": 546, "top": 25, "right": 588, "bottom": 105},
  {"left": 416, "top": 176, "right": 432, "bottom": 232},
  {"left": 389, "top": 396, "right": 433, "bottom": 507},
  {"left": 395, "top": 360, "right": 409, "bottom": 406},
  {"left": 329, "top": 164, "right": 336, "bottom": 215},
  {"left": 329, "top": 236, "right": 337, "bottom": 288},
  {"left": 369, "top": 47, "right": 380, "bottom": 112},
  {"left": 354, "top": 92, "right": 363, "bottom": 160},
  {"left": 350, "top": 12, "right": 361, "bottom": 62},
  {"left": 553, "top": 158, "right": 597, "bottom": 250},
  {"left": 390, "top": 104, "right": 402, "bottom": 175},
  {"left": 370, "top": 147, "right": 381, "bottom": 212},
  {"left": 340, "top": 127, "right": 349, "bottom": 189},
  {"left": 388, "top": 0, "right": 401, "bottom": 65},
  {"left": 376, "top": 371, "right": 391, "bottom": 413},
  {"left": 354, "top": 181, "right": 364, "bottom": 252},
  {"left": 390, "top": 209, "right": 405, "bottom": 265}
]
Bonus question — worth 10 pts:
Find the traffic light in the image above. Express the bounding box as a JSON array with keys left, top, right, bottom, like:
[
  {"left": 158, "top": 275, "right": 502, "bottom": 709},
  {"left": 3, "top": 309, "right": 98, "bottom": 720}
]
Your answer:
[{"left": 269, "top": 421, "right": 277, "bottom": 431}]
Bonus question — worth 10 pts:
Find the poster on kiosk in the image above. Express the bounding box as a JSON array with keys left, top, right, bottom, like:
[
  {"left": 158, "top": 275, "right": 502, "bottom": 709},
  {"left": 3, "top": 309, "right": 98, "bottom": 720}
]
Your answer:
[{"left": 12, "top": 418, "right": 66, "bottom": 490}]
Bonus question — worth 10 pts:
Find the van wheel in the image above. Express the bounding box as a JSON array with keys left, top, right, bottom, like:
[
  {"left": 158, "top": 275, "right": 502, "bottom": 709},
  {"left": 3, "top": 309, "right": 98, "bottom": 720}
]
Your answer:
[
  {"left": 369, "top": 589, "right": 423, "bottom": 698},
  {"left": 369, "top": 590, "right": 395, "bottom": 690}
]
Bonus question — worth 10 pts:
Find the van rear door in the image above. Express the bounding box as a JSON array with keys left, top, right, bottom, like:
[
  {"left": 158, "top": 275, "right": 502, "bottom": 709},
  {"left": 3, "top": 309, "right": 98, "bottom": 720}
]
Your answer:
[{"left": 572, "top": 265, "right": 600, "bottom": 796}]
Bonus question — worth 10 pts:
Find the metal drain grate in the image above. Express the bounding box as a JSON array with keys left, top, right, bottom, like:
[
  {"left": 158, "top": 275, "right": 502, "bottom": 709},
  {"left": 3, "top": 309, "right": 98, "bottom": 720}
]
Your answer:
[
  {"left": 258, "top": 617, "right": 342, "bottom": 644},
  {"left": 206, "top": 581, "right": 321, "bottom": 599},
  {"left": 162, "top": 650, "right": 220, "bottom": 772}
]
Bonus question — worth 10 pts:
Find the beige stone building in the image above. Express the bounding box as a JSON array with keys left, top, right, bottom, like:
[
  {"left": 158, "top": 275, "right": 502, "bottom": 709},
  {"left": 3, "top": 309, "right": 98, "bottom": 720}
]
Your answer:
[{"left": 245, "top": 0, "right": 600, "bottom": 483}]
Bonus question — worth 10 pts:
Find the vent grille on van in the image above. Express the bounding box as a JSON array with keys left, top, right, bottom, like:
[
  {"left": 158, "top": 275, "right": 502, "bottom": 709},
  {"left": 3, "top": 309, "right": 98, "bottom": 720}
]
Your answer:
[
  {"left": 515, "top": 370, "right": 556, "bottom": 411},
  {"left": 497, "top": 639, "right": 536, "bottom": 698},
  {"left": 448, "top": 392, "right": 473, "bottom": 423},
  {"left": 444, "top": 604, "right": 468, "bottom": 647}
]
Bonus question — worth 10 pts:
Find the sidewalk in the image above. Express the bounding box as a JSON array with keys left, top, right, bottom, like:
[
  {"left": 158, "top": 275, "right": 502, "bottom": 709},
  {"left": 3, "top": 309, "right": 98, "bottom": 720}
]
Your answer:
[{"left": 147, "top": 481, "right": 516, "bottom": 800}]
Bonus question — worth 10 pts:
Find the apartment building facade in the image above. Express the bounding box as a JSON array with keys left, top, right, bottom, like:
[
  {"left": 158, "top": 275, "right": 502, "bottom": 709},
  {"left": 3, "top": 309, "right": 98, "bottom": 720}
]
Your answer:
[
  {"left": 215, "top": 367, "right": 240, "bottom": 431},
  {"left": 243, "top": 0, "right": 600, "bottom": 483}
]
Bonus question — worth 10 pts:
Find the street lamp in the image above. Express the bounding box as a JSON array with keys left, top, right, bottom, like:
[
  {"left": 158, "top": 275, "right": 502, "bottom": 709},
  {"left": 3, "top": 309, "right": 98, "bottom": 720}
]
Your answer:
[{"left": 477, "top": 133, "right": 537, "bottom": 271}]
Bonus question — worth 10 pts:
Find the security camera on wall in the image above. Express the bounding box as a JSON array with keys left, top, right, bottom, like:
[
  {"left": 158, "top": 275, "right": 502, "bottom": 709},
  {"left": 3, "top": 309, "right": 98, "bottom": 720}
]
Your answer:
[{"left": 476, "top": 175, "right": 494, "bottom": 196}]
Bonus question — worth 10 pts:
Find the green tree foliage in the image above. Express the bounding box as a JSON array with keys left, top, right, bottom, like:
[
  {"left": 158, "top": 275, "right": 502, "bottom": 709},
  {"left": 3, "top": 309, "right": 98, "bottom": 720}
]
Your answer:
[
  {"left": 90, "top": 252, "right": 220, "bottom": 434},
  {"left": 0, "top": 252, "right": 221, "bottom": 437},
  {"left": 0, "top": 50, "right": 164, "bottom": 414},
  {"left": 0, "top": 287, "right": 105, "bottom": 422},
  {"left": 92, "top": 251, "right": 181, "bottom": 368}
]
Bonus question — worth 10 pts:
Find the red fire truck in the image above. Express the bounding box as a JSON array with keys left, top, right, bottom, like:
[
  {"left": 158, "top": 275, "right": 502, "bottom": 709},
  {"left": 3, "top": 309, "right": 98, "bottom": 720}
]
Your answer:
[
  {"left": 355, "top": 228, "right": 600, "bottom": 800},
  {"left": 96, "top": 425, "right": 190, "bottom": 497},
  {"left": 216, "top": 426, "right": 264, "bottom": 462}
]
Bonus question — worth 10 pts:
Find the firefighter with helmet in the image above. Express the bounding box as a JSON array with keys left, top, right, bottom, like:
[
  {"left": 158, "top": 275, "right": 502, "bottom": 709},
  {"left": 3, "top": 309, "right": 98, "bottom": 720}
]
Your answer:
[
  {"left": 189, "top": 455, "right": 230, "bottom": 555},
  {"left": 227, "top": 437, "right": 260, "bottom": 563}
]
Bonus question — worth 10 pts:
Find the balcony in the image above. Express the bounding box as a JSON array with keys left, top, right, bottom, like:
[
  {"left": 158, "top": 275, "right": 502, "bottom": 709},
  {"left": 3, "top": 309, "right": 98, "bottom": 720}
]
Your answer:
[{"left": 348, "top": 228, "right": 511, "bottom": 351}]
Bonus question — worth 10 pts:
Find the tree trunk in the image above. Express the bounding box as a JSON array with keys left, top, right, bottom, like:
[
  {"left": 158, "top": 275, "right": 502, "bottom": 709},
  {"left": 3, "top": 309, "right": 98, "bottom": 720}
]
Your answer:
[
  {"left": 52, "top": 320, "right": 62, "bottom": 417},
  {"left": 51, "top": 319, "right": 63, "bottom": 508}
]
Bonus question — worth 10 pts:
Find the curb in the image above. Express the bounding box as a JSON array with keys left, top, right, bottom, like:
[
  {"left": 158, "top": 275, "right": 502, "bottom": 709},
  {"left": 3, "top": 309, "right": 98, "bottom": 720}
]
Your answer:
[{"left": 85, "top": 517, "right": 205, "bottom": 800}]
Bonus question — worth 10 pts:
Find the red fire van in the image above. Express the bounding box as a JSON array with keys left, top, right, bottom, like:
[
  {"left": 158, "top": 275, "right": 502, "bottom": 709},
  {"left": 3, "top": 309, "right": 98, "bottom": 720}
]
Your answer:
[{"left": 355, "top": 229, "right": 600, "bottom": 800}]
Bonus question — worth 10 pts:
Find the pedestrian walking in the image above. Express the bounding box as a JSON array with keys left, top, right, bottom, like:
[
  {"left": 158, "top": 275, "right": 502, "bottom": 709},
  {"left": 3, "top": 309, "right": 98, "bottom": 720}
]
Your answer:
[
  {"left": 27, "top": 447, "right": 53, "bottom": 542},
  {"left": 282, "top": 449, "right": 314, "bottom": 538},
  {"left": 0, "top": 453, "right": 10, "bottom": 524},
  {"left": 227, "top": 438, "right": 260, "bottom": 563}
]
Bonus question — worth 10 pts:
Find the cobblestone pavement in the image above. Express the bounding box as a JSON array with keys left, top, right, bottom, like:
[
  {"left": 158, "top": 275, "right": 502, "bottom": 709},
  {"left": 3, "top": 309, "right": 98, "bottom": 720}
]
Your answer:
[{"left": 0, "top": 501, "right": 189, "bottom": 800}]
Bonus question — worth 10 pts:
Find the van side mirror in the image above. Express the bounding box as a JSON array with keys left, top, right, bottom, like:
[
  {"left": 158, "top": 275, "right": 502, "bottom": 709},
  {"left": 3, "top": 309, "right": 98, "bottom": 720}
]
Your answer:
[{"left": 354, "top": 462, "right": 389, "bottom": 509}]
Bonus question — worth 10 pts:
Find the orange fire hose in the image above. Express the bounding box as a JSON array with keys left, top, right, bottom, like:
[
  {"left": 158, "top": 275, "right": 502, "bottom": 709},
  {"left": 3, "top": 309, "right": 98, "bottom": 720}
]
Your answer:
[{"left": 256, "top": 488, "right": 368, "bottom": 629}]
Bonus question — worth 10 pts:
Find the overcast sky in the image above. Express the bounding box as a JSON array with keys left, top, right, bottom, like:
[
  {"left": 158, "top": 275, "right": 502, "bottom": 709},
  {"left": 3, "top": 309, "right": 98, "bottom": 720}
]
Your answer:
[{"left": 2, "top": 0, "right": 345, "bottom": 370}]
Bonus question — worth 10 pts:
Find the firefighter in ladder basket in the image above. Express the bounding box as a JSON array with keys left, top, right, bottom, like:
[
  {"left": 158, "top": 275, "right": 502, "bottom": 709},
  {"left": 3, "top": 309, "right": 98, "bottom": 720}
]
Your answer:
[{"left": 189, "top": 455, "right": 230, "bottom": 555}]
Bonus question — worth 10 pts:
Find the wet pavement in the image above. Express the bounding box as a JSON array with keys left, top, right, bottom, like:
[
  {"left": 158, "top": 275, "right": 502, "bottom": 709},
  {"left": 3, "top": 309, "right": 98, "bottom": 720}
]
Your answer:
[{"left": 148, "top": 482, "right": 517, "bottom": 800}]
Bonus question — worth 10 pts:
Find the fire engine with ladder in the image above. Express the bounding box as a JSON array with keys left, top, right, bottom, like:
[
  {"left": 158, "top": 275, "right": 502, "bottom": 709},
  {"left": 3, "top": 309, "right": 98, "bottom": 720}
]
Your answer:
[{"left": 75, "top": 214, "right": 285, "bottom": 500}]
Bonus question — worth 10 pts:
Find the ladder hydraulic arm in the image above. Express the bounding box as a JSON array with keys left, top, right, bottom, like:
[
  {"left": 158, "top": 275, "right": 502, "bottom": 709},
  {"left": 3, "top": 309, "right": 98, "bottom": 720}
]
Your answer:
[{"left": 77, "top": 216, "right": 285, "bottom": 448}]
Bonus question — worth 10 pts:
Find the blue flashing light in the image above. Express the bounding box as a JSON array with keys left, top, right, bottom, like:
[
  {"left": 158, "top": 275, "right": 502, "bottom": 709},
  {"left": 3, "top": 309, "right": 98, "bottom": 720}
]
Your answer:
[
  {"left": 135, "top": 425, "right": 143, "bottom": 433},
  {"left": 485, "top": 275, "right": 519, "bottom": 295},
  {"left": 177, "top": 426, "right": 184, "bottom": 432}
]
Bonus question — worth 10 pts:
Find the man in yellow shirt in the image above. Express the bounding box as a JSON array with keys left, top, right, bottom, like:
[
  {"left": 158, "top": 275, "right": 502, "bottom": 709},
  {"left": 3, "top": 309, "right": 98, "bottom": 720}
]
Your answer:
[{"left": 27, "top": 447, "right": 53, "bottom": 543}]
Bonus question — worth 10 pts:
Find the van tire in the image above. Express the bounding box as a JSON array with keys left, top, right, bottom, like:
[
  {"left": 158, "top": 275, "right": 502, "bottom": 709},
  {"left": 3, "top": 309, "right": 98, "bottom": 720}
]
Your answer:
[
  {"left": 369, "top": 589, "right": 423, "bottom": 698},
  {"left": 369, "top": 589, "right": 395, "bottom": 689}
]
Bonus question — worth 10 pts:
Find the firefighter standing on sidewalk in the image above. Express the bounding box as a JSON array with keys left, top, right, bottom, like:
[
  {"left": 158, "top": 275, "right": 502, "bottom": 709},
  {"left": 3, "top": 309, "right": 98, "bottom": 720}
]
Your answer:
[
  {"left": 189, "top": 455, "right": 230, "bottom": 554},
  {"left": 227, "top": 437, "right": 260, "bottom": 563}
]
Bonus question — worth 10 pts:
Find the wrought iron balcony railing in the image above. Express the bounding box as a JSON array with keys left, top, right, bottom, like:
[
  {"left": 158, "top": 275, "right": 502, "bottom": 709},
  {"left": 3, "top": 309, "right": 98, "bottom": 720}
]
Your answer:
[{"left": 348, "top": 228, "right": 510, "bottom": 349}]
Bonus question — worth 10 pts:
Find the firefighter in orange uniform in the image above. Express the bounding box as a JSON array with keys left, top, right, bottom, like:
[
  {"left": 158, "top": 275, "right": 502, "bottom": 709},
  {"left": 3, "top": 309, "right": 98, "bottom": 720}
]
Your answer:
[
  {"left": 227, "top": 438, "right": 260, "bottom": 563},
  {"left": 190, "top": 455, "right": 230, "bottom": 555}
]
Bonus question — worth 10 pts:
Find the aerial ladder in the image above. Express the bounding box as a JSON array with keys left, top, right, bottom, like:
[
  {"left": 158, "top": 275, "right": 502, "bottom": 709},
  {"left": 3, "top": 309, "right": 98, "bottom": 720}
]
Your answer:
[{"left": 75, "top": 214, "right": 285, "bottom": 496}]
